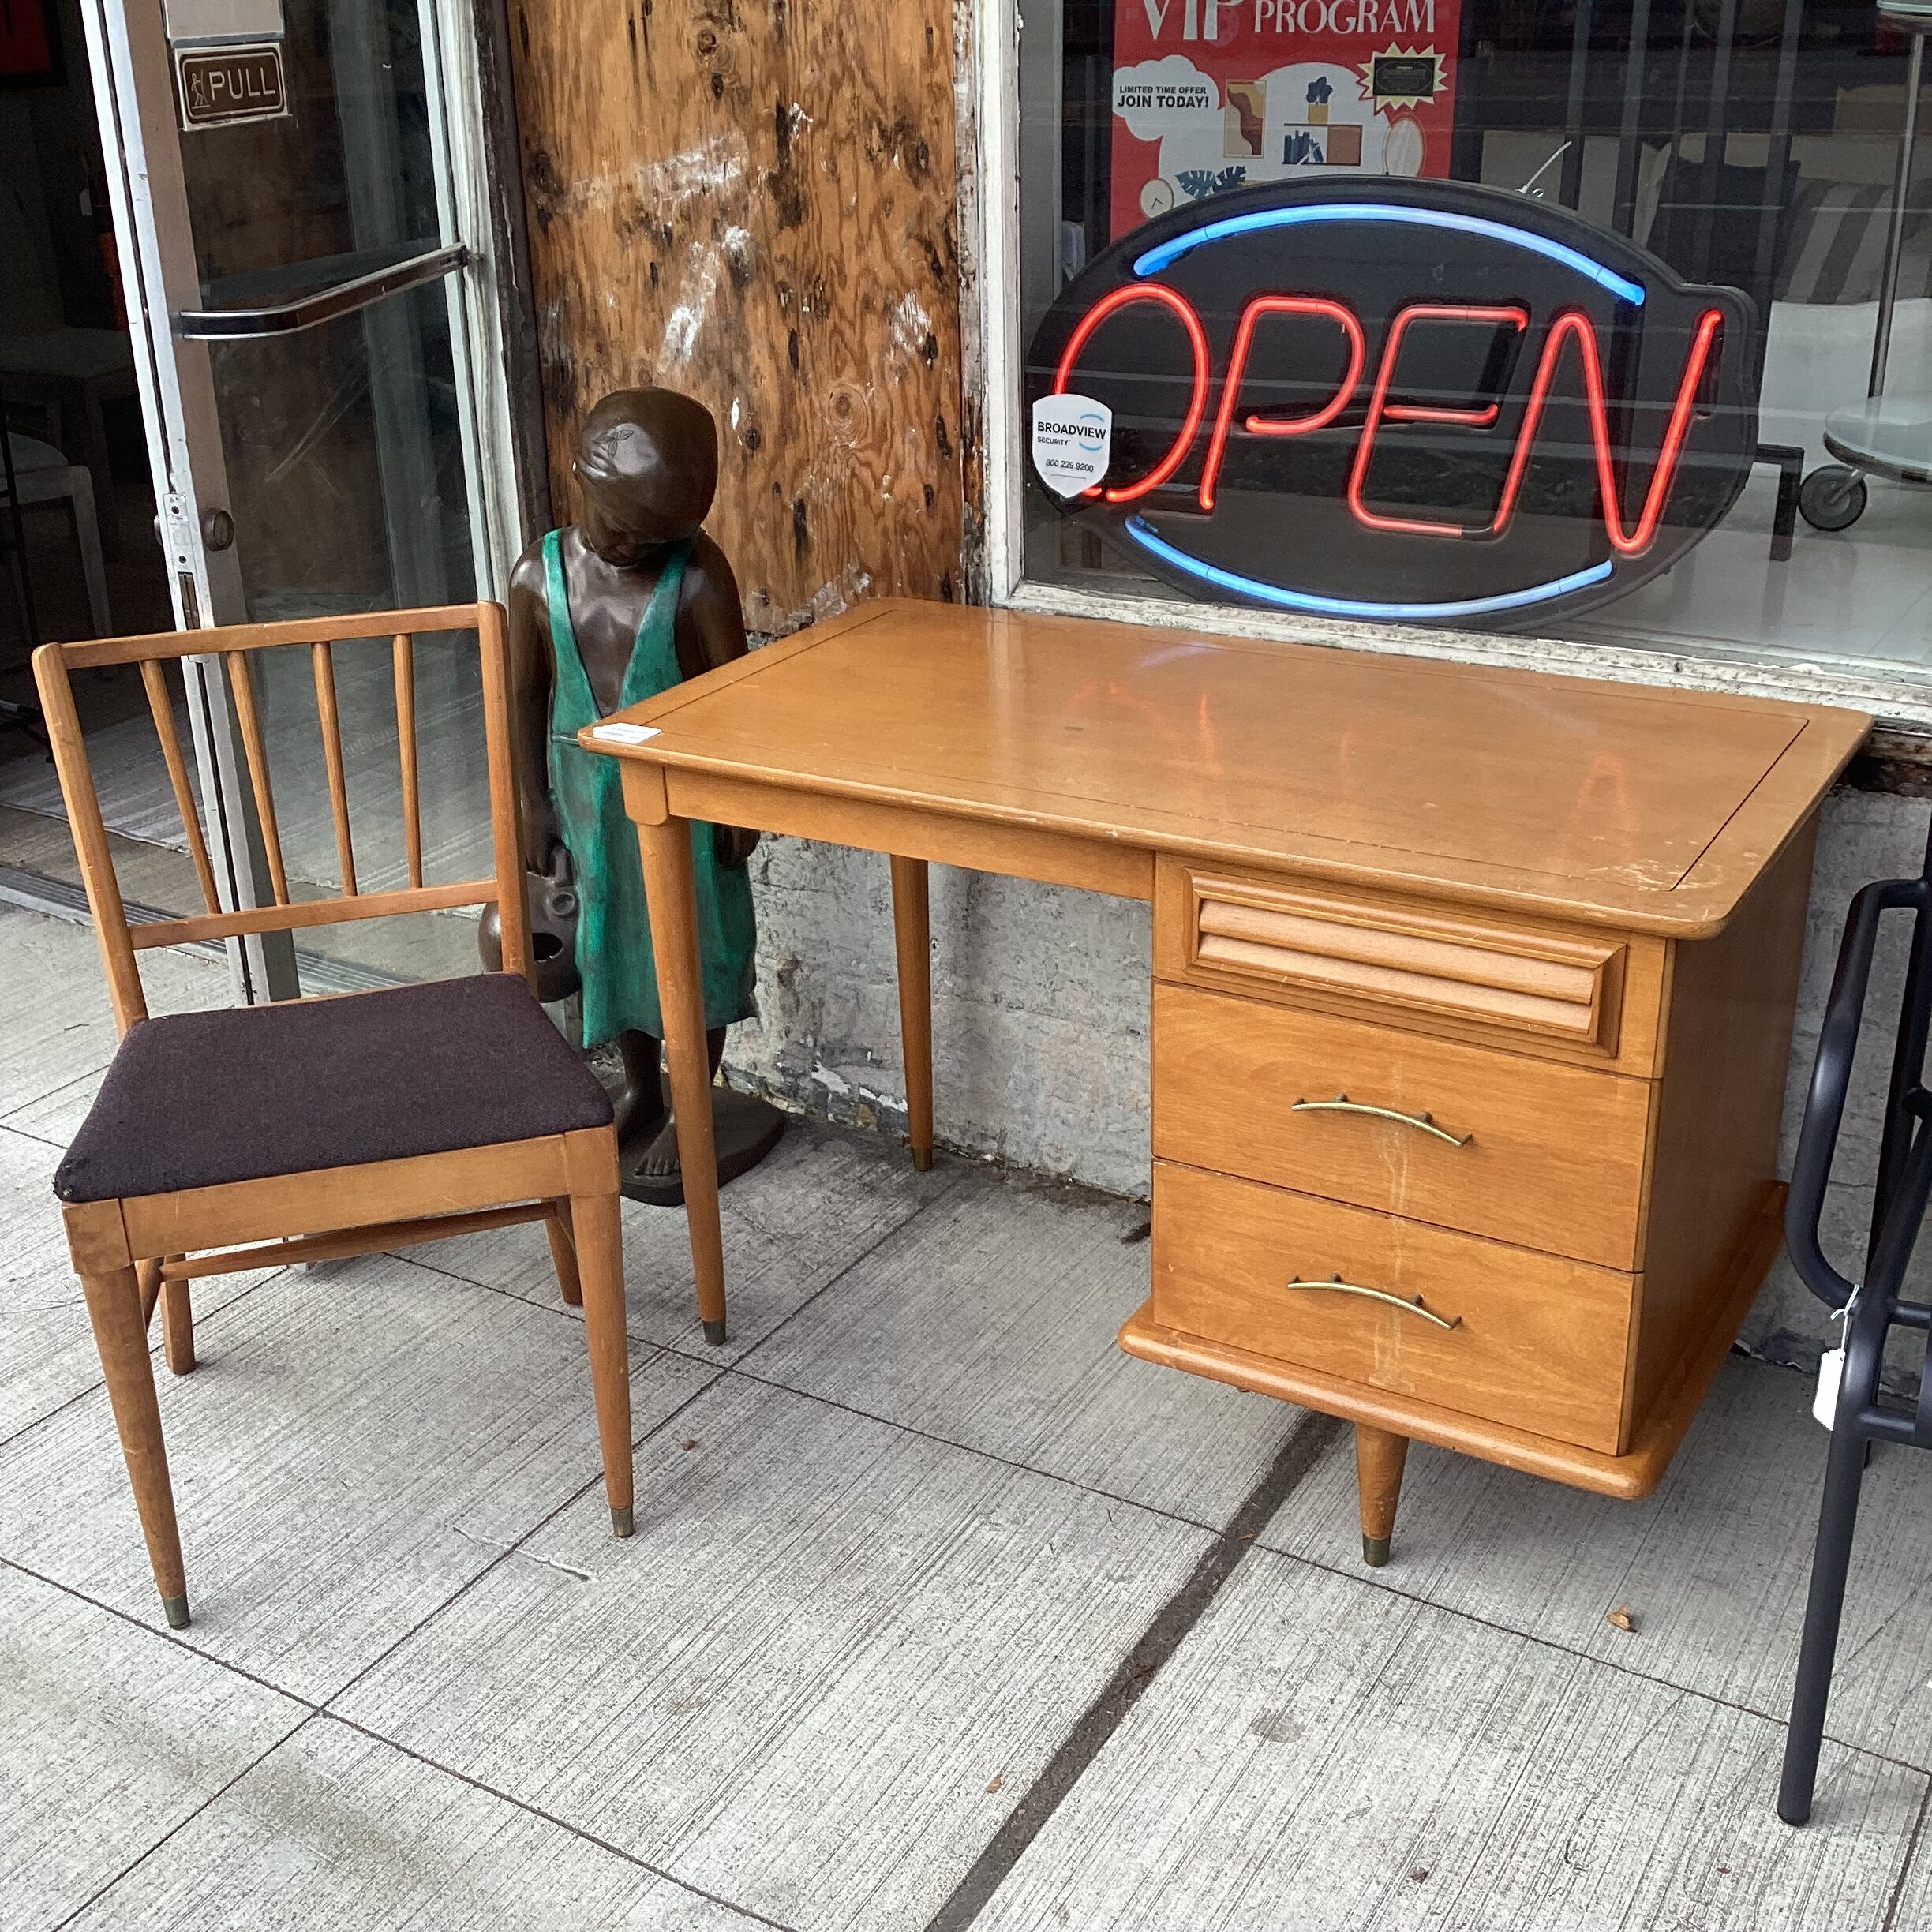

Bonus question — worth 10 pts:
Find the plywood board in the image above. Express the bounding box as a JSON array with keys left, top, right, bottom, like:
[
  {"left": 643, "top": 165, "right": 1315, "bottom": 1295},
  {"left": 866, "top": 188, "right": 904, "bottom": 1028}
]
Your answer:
[{"left": 509, "top": 0, "right": 965, "bottom": 631}]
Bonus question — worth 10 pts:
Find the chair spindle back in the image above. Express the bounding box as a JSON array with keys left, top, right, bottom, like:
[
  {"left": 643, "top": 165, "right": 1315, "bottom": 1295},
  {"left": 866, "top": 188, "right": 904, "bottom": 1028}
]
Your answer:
[{"left": 32, "top": 601, "right": 530, "bottom": 1035}]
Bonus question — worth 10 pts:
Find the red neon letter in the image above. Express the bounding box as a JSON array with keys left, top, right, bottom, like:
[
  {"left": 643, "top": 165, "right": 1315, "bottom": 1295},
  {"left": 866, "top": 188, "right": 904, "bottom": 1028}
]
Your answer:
[
  {"left": 1346, "top": 304, "right": 1530, "bottom": 539},
  {"left": 1489, "top": 307, "right": 1725, "bottom": 555},
  {"left": 1197, "top": 296, "right": 1365, "bottom": 512},
  {"left": 1053, "top": 283, "right": 1210, "bottom": 504}
]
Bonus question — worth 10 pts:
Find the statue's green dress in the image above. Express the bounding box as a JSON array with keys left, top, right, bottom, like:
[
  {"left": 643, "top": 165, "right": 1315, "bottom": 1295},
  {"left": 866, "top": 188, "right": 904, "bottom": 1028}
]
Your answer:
[{"left": 542, "top": 529, "right": 757, "bottom": 1048}]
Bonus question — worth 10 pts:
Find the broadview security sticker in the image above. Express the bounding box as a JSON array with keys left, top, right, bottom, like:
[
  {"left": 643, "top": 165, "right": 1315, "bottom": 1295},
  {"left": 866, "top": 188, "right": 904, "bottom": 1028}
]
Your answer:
[{"left": 1031, "top": 394, "right": 1112, "bottom": 498}]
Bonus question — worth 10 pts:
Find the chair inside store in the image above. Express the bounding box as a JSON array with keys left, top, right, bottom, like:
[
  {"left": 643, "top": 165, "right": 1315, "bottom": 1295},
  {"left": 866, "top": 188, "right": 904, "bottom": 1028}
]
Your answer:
[
  {"left": 1780, "top": 817, "right": 1932, "bottom": 1824},
  {"left": 30, "top": 603, "right": 635, "bottom": 1635}
]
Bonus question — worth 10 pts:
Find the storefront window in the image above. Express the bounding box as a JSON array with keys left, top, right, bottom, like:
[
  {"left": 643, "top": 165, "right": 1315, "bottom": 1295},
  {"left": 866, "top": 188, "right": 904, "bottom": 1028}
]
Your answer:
[{"left": 1017, "top": 0, "right": 1932, "bottom": 677}]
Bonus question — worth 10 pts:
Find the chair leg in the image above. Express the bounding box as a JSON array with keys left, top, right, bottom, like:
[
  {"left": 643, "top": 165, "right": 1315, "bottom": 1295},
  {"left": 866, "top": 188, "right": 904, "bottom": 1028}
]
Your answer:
[
  {"left": 137, "top": 1257, "right": 163, "bottom": 1329},
  {"left": 79, "top": 385, "right": 120, "bottom": 557},
  {"left": 545, "top": 1201, "right": 583, "bottom": 1308},
  {"left": 1779, "top": 1418, "right": 1870, "bottom": 1825},
  {"left": 62, "top": 465, "right": 112, "bottom": 635},
  {"left": 79, "top": 1264, "right": 190, "bottom": 1628},
  {"left": 571, "top": 1188, "right": 635, "bottom": 1538},
  {"left": 160, "top": 1263, "right": 194, "bottom": 1376}
]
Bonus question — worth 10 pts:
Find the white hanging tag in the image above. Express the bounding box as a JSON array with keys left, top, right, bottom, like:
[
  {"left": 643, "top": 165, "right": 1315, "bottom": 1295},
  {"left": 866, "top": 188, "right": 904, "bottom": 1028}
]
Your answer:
[
  {"left": 1814, "top": 1284, "right": 1861, "bottom": 1430},
  {"left": 1814, "top": 1347, "right": 1845, "bottom": 1429},
  {"left": 590, "top": 722, "right": 660, "bottom": 745}
]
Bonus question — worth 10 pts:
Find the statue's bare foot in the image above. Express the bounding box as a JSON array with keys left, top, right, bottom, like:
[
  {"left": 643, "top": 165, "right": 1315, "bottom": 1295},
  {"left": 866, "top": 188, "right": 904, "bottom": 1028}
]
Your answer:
[{"left": 635, "top": 1114, "right": 683, "bottom": 1179}]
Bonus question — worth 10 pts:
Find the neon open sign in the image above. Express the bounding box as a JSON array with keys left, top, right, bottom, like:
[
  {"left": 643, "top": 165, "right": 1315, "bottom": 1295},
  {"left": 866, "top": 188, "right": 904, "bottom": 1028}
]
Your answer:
[{"left": 1026, "top": 180, "right": 1760, "bottom": 627}]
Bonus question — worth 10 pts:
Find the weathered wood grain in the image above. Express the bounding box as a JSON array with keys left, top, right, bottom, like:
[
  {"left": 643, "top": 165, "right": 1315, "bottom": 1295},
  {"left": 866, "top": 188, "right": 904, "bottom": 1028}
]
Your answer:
[{"left": 508, "top": 0, "right": 965, "bottom": 630}]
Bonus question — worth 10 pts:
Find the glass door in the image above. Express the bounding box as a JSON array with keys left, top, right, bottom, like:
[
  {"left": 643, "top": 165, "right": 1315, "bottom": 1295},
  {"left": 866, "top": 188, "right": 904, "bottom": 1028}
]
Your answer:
[{"left": 72, "top": 0, "right": 515, "bottom": 994}]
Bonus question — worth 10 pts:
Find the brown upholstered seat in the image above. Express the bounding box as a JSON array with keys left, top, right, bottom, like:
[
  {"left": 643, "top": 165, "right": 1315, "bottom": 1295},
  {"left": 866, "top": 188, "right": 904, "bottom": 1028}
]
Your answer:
[{"left": 54, "top": 974, "right": 613, "bottom": 1204}]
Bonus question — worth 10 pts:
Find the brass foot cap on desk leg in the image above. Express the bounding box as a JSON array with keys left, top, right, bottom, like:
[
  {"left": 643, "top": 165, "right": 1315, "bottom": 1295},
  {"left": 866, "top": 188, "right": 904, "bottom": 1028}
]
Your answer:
[
  {"left": 160, "top": 1593, "right": 191, "bottom": 1631},
  {"left": 1361, "top": 1535, "right": 1391, "bottom": 1569},
  {"left": 702, "top": 1318, "right": 728, "bottom": 1346},
  {"left": 911, "top": 1146, "right": 934, "bottom": 1173},
  {"left": 610, "top": 1507, "right": 634, "bottom": 1540}
]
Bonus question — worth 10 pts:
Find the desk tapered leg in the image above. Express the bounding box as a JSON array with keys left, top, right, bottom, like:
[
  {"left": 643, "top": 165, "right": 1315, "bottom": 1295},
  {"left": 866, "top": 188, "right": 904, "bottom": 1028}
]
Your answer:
[
  {"left": 1355, "top": 1425, "right": 1408, "bottom": 1567},
  {"left": 889, "top": 855, "right": 934, "bottom": 1171},
  {"left": 636, "top": 815, "right": 728, "bottom": 1344}
]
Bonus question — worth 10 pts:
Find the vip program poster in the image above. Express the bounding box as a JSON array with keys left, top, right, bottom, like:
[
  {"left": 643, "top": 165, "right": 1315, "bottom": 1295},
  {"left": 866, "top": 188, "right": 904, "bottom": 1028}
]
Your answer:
[{"left": 1110, "top": 0, "right": 1460, "bottom": 238}]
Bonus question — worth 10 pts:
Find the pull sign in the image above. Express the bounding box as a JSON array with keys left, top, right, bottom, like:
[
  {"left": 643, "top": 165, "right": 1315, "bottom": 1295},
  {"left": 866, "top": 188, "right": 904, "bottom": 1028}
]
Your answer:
[
  {"left": 1032, "top": 395, "right": 1113, "bottom": 499},
  {"left": 175, "top": 42, "right": 288, "bottom": 129}
]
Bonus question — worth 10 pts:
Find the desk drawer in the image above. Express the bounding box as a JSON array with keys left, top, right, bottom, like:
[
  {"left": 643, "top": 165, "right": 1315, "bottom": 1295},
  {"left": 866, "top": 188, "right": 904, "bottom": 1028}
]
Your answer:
[
  {"left": 1152, "top": 984, "right": 1652, "bottom": 1268},
  {"left": 1153, "top": 863, "right": 1664, "bottom": 1071},
  {"left": 1151, "top": 1162, "right": 1633, "bottom": 1453}
]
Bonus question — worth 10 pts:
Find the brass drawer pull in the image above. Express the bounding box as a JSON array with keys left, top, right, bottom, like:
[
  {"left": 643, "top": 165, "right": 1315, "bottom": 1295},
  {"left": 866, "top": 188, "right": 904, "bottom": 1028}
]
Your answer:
[
  {"left": 1292, "top": 1092, "right": 1471, "bottom": 1148},
  {"left": 1286, "top": 1273, "right": 1464, "bottom": 1331}
]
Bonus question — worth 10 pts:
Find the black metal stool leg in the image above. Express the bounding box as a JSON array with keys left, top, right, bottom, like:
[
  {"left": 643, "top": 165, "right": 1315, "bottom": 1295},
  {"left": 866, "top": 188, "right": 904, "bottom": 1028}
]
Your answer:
[
  {"left": 1756, "top": 441, "right": 1804, "bottom": 563},
  {"left": 1778, "top": 1416, "right": 1869, "bottom": 1825}
]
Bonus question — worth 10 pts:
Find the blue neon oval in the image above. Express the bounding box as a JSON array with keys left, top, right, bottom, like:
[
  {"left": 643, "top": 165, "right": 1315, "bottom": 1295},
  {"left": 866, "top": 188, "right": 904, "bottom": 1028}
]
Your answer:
[
  {"left": 1131, "top": 203, "right": 1646, "bottom": 309},
  {"left": 1123, "top": 515, "right": 1614, "bottom": 622}
]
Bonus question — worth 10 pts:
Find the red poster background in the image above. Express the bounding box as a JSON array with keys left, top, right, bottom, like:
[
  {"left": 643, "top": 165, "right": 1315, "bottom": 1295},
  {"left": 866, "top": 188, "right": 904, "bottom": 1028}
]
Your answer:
[
  {"left": 0, "top": 0, "right": 54, "bottom": 80},
  {"left": 1110, "top": 0, "right": 1460, "bottom": 240}
]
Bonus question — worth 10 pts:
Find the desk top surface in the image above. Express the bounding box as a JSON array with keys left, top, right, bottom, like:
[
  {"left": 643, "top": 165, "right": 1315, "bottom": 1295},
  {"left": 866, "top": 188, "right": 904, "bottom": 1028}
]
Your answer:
[{"left": 594, "top": 601, "right": 1870, "bottom": 934}]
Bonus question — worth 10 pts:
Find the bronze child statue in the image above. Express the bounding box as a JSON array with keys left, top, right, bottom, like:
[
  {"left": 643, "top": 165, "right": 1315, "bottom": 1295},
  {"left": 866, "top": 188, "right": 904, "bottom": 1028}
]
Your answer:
[{"left": 504, "top": 385, "right": 782, "bottom": 1208}]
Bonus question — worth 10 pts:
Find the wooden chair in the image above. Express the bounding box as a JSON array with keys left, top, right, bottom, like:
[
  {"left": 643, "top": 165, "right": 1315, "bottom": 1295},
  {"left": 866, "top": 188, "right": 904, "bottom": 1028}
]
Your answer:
[
  {"left": 32, "top": 602, "right": 634, "bottom": 1634},
  {"left": 3, "top": 430, "right": 110, "bottom": 635}
]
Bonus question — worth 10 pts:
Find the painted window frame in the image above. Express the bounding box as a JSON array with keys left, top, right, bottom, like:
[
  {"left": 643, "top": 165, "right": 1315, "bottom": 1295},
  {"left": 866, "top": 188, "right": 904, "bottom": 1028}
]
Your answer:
[{"left": 961, "top": 0, "right": 1932, "bottom": 736}]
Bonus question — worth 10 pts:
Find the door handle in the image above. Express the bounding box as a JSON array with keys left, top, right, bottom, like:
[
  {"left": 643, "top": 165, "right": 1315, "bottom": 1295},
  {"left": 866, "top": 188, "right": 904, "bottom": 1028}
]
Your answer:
[
  {"left": 153, "top": 508, "right": 234, "bottom": 551},
  {"left": 174, "top": 244, "right": 468, "bottom": 340}
]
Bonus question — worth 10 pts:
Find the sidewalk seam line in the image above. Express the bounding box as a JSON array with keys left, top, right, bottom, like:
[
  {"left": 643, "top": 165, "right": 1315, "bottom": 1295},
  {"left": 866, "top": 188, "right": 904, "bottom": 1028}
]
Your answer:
[
  {"left": 320, "top": 1713, "right": 798, "bottom": 1931},
  {"left": 919, "top": 1410, "right": 1348, "bottom": 1932},
  {"left": 47, "top": 1710, "right": 319, "bottom": 1931}
]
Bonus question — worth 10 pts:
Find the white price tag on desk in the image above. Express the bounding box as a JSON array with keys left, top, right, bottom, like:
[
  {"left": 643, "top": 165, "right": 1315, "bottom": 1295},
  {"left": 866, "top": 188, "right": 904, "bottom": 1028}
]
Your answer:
[{"left": 590, "top": 723, "right": 661, "bottom": 745}]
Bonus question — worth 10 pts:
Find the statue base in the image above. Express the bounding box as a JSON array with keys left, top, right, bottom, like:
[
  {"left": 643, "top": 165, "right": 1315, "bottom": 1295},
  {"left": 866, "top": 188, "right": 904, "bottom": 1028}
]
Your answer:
[{"left": 619, "top": 1078, "right": 785, "bottom": 1208}]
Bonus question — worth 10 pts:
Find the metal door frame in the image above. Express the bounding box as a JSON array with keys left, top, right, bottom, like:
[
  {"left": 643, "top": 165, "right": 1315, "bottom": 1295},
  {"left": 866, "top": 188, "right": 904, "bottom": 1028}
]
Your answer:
[{"left": 73, "top": 0, "right": 530, "bottom": 999}]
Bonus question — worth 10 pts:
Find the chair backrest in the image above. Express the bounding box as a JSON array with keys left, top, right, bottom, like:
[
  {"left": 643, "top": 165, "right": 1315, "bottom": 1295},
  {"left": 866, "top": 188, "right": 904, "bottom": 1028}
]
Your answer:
[
  {"left": 32, "top": 601, "right": 530, "bottom": 1035},
  {"left": 1785, "top": 816, "right": 1932, "bottom": 1312}
]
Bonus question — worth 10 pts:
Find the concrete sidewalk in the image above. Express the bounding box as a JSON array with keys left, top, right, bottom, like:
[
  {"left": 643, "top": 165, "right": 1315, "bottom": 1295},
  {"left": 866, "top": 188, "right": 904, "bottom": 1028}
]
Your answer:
[{"left": 2, "top": 898, "right": 1927, "bottom": 1931}]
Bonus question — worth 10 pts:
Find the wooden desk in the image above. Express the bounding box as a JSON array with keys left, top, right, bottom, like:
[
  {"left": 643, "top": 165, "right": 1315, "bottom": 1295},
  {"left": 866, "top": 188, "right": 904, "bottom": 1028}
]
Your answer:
[{"left": 588, "top": 601, "right": 1868, "bottom": 1562}]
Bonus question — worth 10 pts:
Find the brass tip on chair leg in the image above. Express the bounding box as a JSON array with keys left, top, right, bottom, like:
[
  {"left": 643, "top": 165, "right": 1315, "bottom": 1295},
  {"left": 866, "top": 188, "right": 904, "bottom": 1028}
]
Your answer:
[
  {"left": 1361, "top": 1534, "right": 1391, "bottom": 1569},
  {"left": 161, "top": 1592, "right": 191, "bottom": 1631},
  {"left": 911, "top": 1146, "right": 934, "bottom": 1173},
  {"left": 610, "top": 1506, "right": 634, "bottom": 1539},
  {"left": 702, "top": 1318, "right": 728, "bottom": 1346}
]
